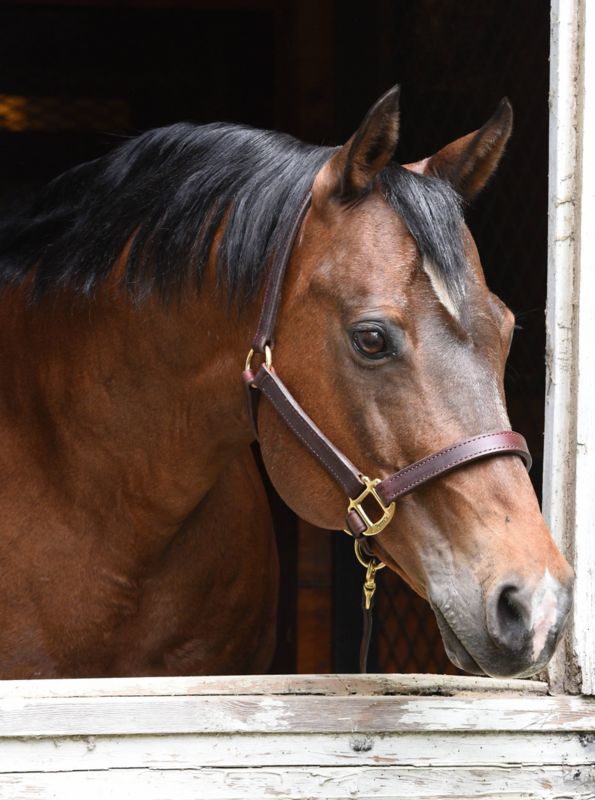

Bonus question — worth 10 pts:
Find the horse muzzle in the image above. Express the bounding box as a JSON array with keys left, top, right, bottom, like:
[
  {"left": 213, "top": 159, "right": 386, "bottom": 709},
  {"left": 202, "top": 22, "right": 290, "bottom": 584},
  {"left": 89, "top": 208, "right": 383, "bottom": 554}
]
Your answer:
[{"left": 429, "top": 569, "right": 574, "bottom": 678}]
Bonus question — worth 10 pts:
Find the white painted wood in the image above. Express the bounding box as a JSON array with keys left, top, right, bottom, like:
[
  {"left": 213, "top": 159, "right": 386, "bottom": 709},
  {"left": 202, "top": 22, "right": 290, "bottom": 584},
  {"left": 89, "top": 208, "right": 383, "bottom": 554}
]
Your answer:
[
  {"left": 570, "top": 0, "right": 595, "bottom": 697},
  {"left": 546, "top": 0, "right": 595, "bottom": 694},
  {"left": 544, "top": 3, "right": 580, "bottom": 557},
  {"left": 544, "top": 0, "right": 582, "bottom": 694},
  {"left": 0, "top": 672, "right": 547, "bottom": 698},
  {"left": 0, "top": 731, "right": 593, "bottom": 772},
  {"left": 0, "top": 676, "right": 591, "bottom": 798},
  {"left": 0, "top": 765, "right": 593, "bottom": 800},
  {"left": 0, "top": 692, "right": 593, "bottom": 737}
]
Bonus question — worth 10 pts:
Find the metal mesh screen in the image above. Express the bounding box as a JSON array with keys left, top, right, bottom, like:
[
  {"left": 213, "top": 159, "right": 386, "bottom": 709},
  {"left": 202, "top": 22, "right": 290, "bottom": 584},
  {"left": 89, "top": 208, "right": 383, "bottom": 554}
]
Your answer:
[
  {"left": 374, "top": 0, "right": 550, "bottom": 674},
  {"left": 376, "top": 571, "right": 460, "bottom": 675}
]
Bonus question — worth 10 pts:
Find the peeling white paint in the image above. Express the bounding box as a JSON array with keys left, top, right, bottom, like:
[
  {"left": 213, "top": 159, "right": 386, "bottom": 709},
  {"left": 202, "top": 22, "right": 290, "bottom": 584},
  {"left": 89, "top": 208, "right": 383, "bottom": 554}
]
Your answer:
[
  {"left": 249, "top": 696, "right": 291, "bottom": 731},
  {"left": 0, "top": 676, "right": 593, "bottom": 798},
  {"left": 544, "top": 0, "right": 595, "bottom": 695}
]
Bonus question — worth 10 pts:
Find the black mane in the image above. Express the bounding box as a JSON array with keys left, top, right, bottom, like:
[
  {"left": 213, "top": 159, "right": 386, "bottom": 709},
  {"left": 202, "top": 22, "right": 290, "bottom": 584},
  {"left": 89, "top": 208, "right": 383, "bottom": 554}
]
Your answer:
[{"left": 0, "top": 122, "right": 466, "bottom": 303}]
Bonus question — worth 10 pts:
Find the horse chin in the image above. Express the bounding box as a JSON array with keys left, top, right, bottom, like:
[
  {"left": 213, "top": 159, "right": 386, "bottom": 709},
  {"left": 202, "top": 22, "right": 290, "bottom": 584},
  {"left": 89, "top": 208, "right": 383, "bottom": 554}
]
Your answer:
[
  {"left": 431, "top": 602, "right": 550, "bottom": 679},
  {"left": 431, "top": 606, "right": 486, "bottom": 676}
]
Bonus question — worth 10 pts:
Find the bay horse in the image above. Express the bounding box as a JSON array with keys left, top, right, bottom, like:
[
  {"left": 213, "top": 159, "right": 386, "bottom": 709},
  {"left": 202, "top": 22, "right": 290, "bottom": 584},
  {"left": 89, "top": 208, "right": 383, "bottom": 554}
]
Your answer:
[{"left": 0, "top": 87, "right": 572, "bottom": 679}]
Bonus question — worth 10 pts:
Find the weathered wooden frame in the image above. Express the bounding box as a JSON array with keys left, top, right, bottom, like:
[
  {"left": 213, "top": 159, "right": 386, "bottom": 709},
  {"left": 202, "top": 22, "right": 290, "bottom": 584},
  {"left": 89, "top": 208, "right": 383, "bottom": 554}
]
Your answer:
[
  {"left": 0, "top": 674, "right": 593, "bottom": 799},
  {"left": 544, "top": 0, "right": 595, "bottom": 695}
]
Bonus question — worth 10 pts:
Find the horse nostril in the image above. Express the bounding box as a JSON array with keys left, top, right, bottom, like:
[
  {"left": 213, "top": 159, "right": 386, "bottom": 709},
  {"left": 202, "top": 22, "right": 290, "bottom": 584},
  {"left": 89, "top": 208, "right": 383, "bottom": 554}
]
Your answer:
[
  {"left": 487, "top": 583, "right": 532, "bottom": 654},
  {"left": 498, "top": 587, "right": 526, "bottom": 629}
]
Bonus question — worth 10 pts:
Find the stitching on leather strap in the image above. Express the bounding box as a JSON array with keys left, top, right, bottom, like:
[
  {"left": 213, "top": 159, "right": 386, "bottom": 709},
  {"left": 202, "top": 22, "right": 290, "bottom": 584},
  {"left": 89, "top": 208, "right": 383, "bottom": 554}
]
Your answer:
[
  {"left": 384, "top": 432, "right": 520, "bottom": 483},
  {"left": 380, "top": 443, "right": 527, "bottom": 503},
  {"left": 257, "top": 368, "right": 362, "bottom": 496}
]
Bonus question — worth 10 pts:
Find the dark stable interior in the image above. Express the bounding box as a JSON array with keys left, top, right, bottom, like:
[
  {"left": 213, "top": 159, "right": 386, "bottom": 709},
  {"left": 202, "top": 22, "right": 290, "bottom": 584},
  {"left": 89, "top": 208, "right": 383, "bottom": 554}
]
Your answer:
[{"left": 0, "top": 0, "right": 549, "bottom": 674}]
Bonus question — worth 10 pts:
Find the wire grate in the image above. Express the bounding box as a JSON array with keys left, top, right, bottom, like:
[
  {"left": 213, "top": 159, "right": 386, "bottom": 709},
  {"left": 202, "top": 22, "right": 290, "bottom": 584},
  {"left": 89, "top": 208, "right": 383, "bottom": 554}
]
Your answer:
[
  {"left": 376, "top": 570, "right": 461, "bottom": 675},
  {"left": 374, "top": 0, "right": 549, "bottom": 674}
]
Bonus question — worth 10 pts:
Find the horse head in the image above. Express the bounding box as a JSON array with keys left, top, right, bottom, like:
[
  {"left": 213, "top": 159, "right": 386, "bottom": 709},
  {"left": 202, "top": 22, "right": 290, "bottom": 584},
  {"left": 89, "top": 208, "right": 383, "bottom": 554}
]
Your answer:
[{"left": 256, "top": 87, "right": 573, "bottom": 678}]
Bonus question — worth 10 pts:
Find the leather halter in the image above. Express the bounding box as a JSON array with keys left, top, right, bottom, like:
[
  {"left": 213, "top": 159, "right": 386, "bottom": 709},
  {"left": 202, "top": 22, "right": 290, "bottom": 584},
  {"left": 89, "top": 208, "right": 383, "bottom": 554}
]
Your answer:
[
  {"left": 243, "top": 191, "right": 531, "bottom": 531},
  {"left": 242, "top": 190, "right": 532, "bottom": 668}
]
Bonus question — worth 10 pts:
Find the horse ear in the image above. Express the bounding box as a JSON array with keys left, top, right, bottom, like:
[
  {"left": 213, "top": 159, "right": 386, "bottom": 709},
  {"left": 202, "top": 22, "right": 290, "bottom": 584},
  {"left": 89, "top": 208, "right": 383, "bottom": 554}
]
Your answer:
[
  {"left": 312, "top": 85, "right": 400, "bottom": 205},
  {"left": 408, "top": 98, "right": 513, "bottom": 201}
]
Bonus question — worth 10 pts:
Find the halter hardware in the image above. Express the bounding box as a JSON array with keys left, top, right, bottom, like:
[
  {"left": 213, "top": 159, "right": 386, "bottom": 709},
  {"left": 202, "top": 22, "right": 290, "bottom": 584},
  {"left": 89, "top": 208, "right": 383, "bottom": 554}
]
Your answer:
[
  {"left": 245, "top": 345, "right": 272, "bottom": 373},
  {"left": 354, "top": 539, "right": 386, "bottom": 610},
  {"left": 354, "top": 539, "right": 385, "bottom": 672},
  {"left": 344, "top": 476, "right": 396, "bottom": 537}
]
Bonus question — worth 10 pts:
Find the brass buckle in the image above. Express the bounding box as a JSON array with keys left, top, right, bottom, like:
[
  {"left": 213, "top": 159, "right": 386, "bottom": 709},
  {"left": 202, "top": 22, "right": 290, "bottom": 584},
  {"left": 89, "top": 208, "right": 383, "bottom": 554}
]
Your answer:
[{"left": 344, "top": 475, "right": 396, "bottom": 537}]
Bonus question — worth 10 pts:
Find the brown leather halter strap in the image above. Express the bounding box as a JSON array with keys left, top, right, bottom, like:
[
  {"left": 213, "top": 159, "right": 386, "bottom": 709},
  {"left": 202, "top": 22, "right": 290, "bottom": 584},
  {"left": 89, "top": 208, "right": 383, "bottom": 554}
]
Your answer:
[{"left": 242, "top": 190, "right": 532, "bottom": 538}]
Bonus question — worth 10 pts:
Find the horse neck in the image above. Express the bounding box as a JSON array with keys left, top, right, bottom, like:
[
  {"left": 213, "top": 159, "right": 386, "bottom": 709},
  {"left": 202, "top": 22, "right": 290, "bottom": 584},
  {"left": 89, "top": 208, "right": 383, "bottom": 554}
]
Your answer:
[{"left": 0, "top": 279, "right": 258, "bottom": 527}]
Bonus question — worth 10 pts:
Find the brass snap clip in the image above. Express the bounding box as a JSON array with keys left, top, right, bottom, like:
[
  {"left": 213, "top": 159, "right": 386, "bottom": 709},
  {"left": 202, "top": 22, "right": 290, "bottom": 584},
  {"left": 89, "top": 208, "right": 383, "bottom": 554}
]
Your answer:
[{"left": 354, "top": 539, "right": 385, "bottom": 610}]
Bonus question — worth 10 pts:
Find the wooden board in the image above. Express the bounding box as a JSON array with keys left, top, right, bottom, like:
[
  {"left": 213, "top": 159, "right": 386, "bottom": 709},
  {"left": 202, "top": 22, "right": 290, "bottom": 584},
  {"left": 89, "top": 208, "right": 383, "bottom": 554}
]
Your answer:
[
  {"left": 2, "top": 692, "right": 595, "bottom": 738},
  {"left": 0, "top": 674, "right": 593, "bottom": 799},
  {"left": 0, "top": 672, "right": 548, "bottom": 698},
  {"left": 1, "top": 731, "right": 594, "bottom": 772},
  {"left": 0, "top": 766, "right": 593, "bottom": 800}
]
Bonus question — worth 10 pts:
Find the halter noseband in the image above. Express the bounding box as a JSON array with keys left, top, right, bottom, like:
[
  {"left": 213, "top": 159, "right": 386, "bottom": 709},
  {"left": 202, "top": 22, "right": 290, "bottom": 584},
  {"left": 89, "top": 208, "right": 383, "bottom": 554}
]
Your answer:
[{"left": 242, "top": 191, "right": 531, "bottom": 670}]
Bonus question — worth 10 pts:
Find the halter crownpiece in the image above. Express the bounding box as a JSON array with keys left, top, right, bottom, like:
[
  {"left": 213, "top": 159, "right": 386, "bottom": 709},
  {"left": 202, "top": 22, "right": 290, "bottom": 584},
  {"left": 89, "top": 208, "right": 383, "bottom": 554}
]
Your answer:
[{"left": 242, "top": 189, "right": 532, "bottom": 670}]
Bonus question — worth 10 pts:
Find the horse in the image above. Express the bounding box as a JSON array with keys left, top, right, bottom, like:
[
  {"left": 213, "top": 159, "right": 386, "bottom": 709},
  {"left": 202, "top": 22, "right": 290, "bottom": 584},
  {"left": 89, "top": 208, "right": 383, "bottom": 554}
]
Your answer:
[{"left": 0, "top": 86, "right": 573, "bottom": 679}]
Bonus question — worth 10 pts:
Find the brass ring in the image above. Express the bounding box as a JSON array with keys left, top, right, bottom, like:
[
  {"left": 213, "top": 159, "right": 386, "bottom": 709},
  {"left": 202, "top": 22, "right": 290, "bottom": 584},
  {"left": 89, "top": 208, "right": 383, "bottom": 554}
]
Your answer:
[
  {"left": 354, "top": 539, "right": 386, "bottom": 571},
  {"left": 245, "top": 348, "right": 255, "bottom": 372},
  {"left": 245, "top": 345, "right": 272, "bottom": 372}
]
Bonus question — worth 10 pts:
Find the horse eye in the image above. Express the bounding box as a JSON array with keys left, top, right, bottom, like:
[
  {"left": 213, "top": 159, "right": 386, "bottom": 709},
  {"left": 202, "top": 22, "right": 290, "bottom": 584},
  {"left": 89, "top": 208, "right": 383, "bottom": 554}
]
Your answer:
[{"left": 352, "top": 328, "right": 387, "bottom": 359}]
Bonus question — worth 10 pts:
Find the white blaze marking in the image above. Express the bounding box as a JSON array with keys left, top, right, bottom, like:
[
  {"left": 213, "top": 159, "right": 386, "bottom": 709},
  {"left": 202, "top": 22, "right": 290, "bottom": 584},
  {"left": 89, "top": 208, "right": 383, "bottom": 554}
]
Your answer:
[
  {"left": 531, "top": 569, "right": 561, "bottom": 660},
  {"left": 486, "top": 374, "right": 512, "bottom": 428},
  {"left": 422, "top": 256, "right": 461, "bottom": 321}
]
